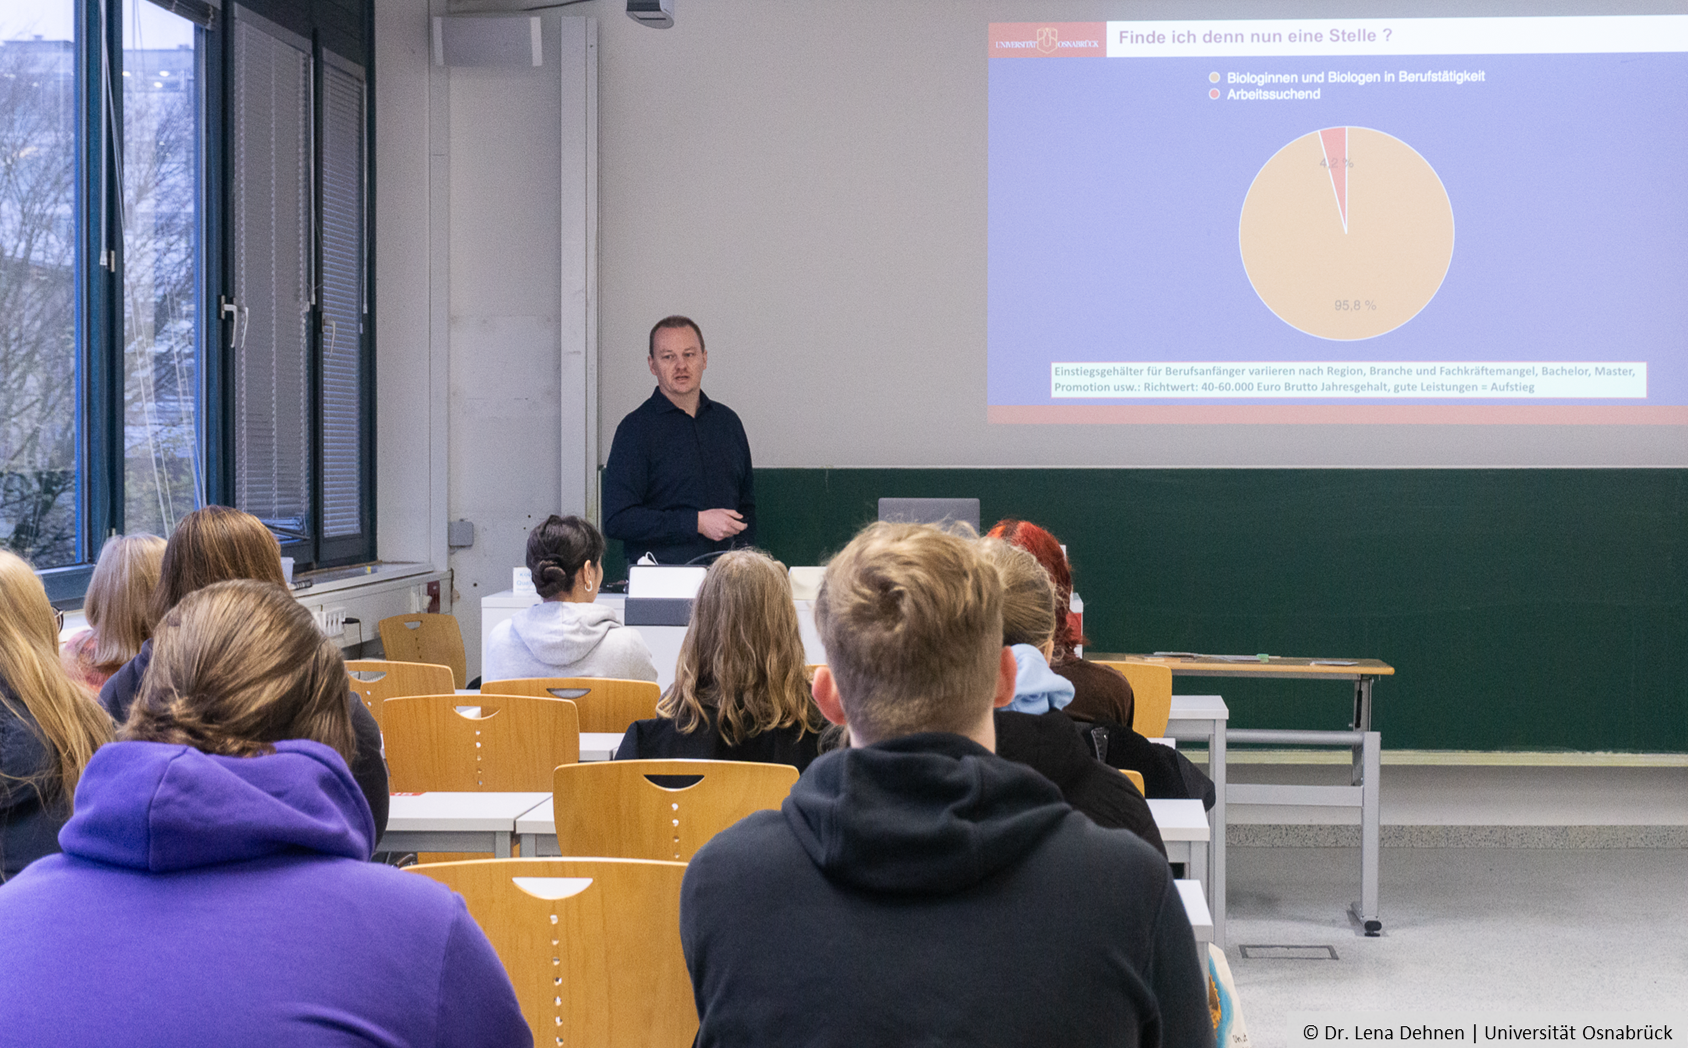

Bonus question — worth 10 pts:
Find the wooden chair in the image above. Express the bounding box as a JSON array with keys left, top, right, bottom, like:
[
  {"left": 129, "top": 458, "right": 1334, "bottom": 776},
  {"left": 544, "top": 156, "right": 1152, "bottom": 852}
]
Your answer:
[
  {"left": 377, "top": 613, "right": 467, "bottom": 689},
  {"left": 383, "top": 694, "right": 581, "bottom": 792},
  {"left": 1096, "top": 660, "right": 1173, "bottom": 738},
  {"left": 553, "top": 759, "right": 798, "bottom": 862},
  {"left": 408, "top": 858, "right": 694, "bottom": 1048},
  {"left": 345, "top": 660, "right": 454, "bottom": 728},
  {"left": 481, "top": 677, "right": 660, "bottom": 734},
  {"left": 1121, "top": 768, "right": 1146, "bottom": 796}
]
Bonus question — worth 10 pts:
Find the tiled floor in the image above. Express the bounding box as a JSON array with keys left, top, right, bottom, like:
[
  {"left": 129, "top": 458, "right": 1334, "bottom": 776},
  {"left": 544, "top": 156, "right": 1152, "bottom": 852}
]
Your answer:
[{"left": 1224, "top": 846, "right": 1688, "bottom": 1047}]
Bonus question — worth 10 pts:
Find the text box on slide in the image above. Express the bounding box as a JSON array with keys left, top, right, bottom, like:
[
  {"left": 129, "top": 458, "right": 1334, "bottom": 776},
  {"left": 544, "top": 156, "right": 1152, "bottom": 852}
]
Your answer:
[{"left": 1051, "top": 363, "right": 1647, "bottom": 399}]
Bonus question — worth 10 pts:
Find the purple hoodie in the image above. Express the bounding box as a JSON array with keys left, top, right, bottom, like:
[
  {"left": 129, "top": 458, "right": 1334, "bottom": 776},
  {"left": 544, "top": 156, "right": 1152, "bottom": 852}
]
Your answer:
[{"left": 0, "top": 740, "right": 531, "bottom": 1048}]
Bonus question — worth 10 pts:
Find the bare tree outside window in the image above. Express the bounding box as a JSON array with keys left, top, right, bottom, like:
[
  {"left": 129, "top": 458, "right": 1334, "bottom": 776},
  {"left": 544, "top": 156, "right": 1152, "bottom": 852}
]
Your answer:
[
  {"left": 0, "top": 6, "right": 78, "bottom": 568},
  {"left": 122, "top": 3, "right": 202, "bottom": 540}
]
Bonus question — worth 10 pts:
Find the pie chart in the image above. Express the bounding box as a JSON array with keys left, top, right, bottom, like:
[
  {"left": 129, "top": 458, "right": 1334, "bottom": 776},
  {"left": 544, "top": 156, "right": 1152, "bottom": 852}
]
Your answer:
[{"left": 1239, "top": 127, "right": 1454, "bottom": 341}]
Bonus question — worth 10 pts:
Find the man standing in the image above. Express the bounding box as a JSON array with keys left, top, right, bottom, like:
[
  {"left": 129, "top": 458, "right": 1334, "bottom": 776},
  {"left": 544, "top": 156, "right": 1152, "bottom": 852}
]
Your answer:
[
  {"left": 680, "top": 522, "right": 1214, "bottom": 1048},
  {"left": 602, "top": 316, "right": 755, "bottom": 565}
]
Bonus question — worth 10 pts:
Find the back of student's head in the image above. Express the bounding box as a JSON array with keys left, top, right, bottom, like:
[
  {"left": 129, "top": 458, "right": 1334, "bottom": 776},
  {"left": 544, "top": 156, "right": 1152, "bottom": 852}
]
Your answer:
[
  {"left": 815, "top": 522, "right": 1002, "bottom": 744},
  {"left": 526, "top": 514, "right": 605, "bottom": 599},
  {"left": 151, "top": 506, "right": 285, "bottom": 628},
  {"left": 661, "top": 549, "right": 820, "bottom": 744},
  {"left": 977, "top": 538, "right": 1058, "bottom": 651},
  {"left": 123, "top": 579, "right": 355, "bottom": 766},
  {"left": 84, "top": 533, "right": 166, "bottom": 665},
  {"left": 0, "top": 551, "right": 114, "bottom": 803},
  {"left": 986, "top": 518, "right": 1086, "bottom": 658}
]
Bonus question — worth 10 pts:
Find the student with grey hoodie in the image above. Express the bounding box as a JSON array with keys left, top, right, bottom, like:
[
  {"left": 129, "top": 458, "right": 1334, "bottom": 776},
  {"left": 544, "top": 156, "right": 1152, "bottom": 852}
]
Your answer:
[{"left": 483, "top": 515, "right": 659, "bottom": 683}]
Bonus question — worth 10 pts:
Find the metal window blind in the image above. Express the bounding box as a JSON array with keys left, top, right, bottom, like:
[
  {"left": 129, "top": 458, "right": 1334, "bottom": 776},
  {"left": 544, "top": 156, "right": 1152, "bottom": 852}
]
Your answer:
[
  {"left": 230, "top": 16, "right": 312, "bottom": 532},
  {"left": 144, "top": 0, "right": 221, "bottom": 30},
  {"left": 318, "top": 56, "right": 364, "bottom": 539}
]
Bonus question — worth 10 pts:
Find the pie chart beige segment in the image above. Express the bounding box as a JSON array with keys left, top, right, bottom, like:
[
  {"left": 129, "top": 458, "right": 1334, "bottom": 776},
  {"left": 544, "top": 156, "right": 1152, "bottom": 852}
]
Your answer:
[{"left": 1240, "top": 127, "right": 1454, "bottom": 340}]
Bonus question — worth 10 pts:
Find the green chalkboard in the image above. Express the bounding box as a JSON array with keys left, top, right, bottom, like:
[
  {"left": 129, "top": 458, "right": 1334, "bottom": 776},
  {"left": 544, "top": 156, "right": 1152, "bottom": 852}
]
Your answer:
[{"left": 607, "top": 468, "right": 1688, "bottom": 753}]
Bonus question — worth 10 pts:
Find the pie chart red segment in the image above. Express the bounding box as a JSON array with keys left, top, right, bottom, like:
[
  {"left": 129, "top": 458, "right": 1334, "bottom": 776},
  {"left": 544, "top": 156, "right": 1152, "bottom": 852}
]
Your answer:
[{"left": 1319, "top": 126, "right": 1349, "bottom": 232}]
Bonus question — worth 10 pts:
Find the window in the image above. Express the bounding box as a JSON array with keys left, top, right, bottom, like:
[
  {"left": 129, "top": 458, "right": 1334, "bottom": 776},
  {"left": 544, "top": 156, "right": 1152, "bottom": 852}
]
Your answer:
[
  {"left": 0, "top": 0, "right": 373, "bottom": 598},
  {"left": 0, "top": 1, "right": 79, "bottom": 569}
]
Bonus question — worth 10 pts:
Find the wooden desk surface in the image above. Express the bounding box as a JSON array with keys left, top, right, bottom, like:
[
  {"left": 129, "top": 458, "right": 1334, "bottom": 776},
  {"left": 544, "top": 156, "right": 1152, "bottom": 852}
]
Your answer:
[{"left": 1092, "top": 654, "right": 1394, "bottom": 679}]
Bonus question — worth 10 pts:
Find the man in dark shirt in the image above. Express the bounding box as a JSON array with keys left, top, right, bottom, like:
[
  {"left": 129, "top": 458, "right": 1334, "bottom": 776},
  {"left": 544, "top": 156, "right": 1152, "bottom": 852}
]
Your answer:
[{"left": 602, "top": 316, "right": 756, "bottom": 564}]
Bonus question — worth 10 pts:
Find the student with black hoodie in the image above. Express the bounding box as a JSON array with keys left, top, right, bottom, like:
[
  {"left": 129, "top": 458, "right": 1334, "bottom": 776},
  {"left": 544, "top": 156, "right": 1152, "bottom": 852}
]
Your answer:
[{"left": 680, "top": 522, "right": 1214, "bottom": 1048}]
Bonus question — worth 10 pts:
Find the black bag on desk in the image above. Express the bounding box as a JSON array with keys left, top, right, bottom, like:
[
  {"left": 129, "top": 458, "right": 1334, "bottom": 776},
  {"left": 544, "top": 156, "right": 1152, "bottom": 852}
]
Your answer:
[{"left": 1078, "top": 718, "right": 1216, "bottom": 811}]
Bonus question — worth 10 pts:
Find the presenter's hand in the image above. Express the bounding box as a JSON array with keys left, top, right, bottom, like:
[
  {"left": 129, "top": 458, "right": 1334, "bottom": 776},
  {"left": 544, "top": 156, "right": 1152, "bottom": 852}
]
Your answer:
[{"left": 698, "top": 508, "right": 748, "bottom": 542}]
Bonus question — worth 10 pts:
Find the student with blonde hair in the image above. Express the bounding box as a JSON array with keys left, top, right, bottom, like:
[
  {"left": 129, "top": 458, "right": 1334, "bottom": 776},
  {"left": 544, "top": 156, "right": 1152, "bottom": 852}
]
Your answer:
[
  {"left": 99, "top": 505, "right": 392, "bottom": 837},
  {"left": 0, "top": 580, "right": 530, "bottom": 1046},
  {"left": 617, "top": 549, "right": 825, "bottom": 769},
  {"left": 59, "top": 534, "right": 166, "bottom": 690},
  {"left": 680, "top": 522, "right": 1211, "bottom": 1047},
  {"left": 0, "top": 551, "right": 114, "bottom": 881}
]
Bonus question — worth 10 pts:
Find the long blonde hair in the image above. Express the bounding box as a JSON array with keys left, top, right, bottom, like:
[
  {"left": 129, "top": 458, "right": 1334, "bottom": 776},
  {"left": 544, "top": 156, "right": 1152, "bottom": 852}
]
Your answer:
[
  {"left": 977, "top": 538, "right": 1058, "bottom": 650},
  {"left": 122, "top": 580, "right": 356, "bottom": 766},
  {"left": 0, "top": 551, "right": 114, "bottom": 804},
  {"left": 83, "top": 534, "right": 166, "bottom": 667},
  {"left": 659, "top": 550, "right": 823, "bottom": 745}
]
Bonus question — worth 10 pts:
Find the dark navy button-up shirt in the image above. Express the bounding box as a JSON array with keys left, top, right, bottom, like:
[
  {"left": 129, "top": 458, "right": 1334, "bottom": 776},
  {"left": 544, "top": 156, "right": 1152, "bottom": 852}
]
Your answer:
[{"left": 602, "top": 387, "right": 756, "bottom": 565}]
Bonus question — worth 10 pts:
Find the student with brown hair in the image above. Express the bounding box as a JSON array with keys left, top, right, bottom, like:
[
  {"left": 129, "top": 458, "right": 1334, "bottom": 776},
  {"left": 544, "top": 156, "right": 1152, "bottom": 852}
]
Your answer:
[
  {"left": 59, "top": 534, "right": 166, "bottom": 690},
  {"left": 483, "top": 514, "right": 657, "bottom": 682},
  {"left": 0, "top": 580, "right": 530, "bottom": 1047},
  {"left": 98, "top": 505, "right": 391, "bottom": 837},
  {"left": 617, "top": 549, "right": 826, "bottom": 769},
  {"left": 680, "top": 522, "right": 1212, "bottom": 1048},
  {"left": 0, "top": 550, "right": 114, "bottom": 881}
]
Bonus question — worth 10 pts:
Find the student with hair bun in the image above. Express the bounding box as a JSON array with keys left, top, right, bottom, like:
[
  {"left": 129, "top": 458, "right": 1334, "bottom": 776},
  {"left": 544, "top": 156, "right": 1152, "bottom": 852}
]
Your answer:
[
  {"left": 483, "top": 514, "right": 658, "bottom": 682},
  {"left": 0, "top": 580, "right": 530, "bottom": 1046}
]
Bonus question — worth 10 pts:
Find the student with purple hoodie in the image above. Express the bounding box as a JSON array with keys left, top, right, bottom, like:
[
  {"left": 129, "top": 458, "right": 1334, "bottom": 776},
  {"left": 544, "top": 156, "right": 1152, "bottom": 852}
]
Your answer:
[{"left": 0, "top": 579, "right": 530, "bottom": 1048}]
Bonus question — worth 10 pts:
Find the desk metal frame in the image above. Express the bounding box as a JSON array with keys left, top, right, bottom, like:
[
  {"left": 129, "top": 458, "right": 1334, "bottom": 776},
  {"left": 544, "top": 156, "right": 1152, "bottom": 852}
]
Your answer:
[{"left": 1118, "top": 657, "right": 1392, "bottom": 938}]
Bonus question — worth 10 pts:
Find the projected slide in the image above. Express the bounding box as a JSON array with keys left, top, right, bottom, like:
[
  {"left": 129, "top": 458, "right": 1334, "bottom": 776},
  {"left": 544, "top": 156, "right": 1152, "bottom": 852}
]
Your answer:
[{"left": 986, "top": 16, "right": 1688, "bottom": 423}]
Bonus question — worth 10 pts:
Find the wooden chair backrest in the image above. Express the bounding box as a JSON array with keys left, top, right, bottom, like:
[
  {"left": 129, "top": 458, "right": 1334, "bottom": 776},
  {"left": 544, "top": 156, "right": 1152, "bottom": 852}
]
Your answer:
[
  {"left": 1095, "top": 660, "right": 1173, "bottom": 738},
  {"left": 408, "top": 858, "right": 694, "bottom": 1048},
  {"left": 481, "top": 677, "right": 660, "bottom": 734},
  {"left": 377, "top": 614, "right": 467, "bottom": 689},
  {"left": 344, "top": 660, "right": 454, "bottom": 728},
  {"left": 1121, "top": 768, "right": 1146, "bottom": 796},
  {"left": 382, "top": 694, "right": 580, "bottom": 792},
  {"left": 553, "top": 759, "right": 799, "bottom": 862}
]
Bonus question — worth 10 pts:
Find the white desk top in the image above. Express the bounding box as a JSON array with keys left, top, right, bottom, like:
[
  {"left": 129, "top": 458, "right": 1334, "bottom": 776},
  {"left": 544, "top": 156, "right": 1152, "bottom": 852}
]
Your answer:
[
  {"left": 1147, "top": 798, "right": 1211, "bottom": 842},
  {"left": 1176, "top": 879, "right": 1214, "bottom": 938},
  {"left": 384, "top": 791, "right": 551, "bottom": 832},
  {"left": 580, "top": 733, "right": 621, "bottom": 762},
  {"left": 1167, "top": 695, "right": 1230, "bottom": 721},
  {"left": 516, "top": 796, "right": 556, "bottom": 836}
]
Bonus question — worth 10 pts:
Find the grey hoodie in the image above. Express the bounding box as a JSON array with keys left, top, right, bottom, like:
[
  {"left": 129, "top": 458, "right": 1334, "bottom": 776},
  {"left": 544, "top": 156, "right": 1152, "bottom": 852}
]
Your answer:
[{"left": 482, "top": 601, "right": 659, "bottom": 683}]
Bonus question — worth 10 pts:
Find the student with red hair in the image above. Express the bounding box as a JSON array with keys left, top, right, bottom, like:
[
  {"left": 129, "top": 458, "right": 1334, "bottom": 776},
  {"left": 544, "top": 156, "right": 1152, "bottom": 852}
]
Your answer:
[{"left": 985, "top": 518, "right": 1136, "bottom": 727}]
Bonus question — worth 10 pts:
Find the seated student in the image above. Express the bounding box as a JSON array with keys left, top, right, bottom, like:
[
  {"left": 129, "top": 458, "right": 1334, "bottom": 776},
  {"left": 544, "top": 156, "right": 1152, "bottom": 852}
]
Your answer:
[
  {"left": 0, "top": 580, "right": 530, "bottom": 1047},
  {"left": 100, "top": 505, "right": 392, "bottom": 838},
  {"left": 0, "top": 551, "right": 114, "bottom": 882},
  {"left": 484, "top": 514, "right": 658, "bottom": 683},
  {"left": 989, "top": 518, "right": 1213, "bottom": 807},
  {"left": 617, "top": 549, "right": 825, "bottom": 770},
  {"left": 680, "top": 523, "right": 1212, "bottom": 1048},
  {"left": 987, "top": 518, "right": 1136, "bottom": 726},
  {"left": 60, "top": 534, "right": 165, "bottom": 691},
  {"left": 978, "top": 538, "right": 1165, "bottom": 855}
]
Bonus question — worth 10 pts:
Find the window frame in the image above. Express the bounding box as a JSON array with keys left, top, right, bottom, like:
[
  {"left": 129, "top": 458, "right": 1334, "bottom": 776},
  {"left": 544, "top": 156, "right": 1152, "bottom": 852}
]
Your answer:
[{"left": 33, "top": 0, "right": 376, "bottom": 603}]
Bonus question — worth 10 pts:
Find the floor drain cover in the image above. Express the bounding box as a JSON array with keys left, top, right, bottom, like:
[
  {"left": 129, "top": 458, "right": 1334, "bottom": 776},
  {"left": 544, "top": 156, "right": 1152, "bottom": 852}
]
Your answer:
[{"left": 1238, "top": 945, "right": 1339, "bottom": 960}]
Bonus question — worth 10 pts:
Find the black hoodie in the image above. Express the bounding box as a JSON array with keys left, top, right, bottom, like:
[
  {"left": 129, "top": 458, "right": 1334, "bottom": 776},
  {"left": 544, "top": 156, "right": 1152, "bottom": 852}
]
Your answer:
[{"left": 681, "top": 732, "right": 1215, "bottom": 1048}]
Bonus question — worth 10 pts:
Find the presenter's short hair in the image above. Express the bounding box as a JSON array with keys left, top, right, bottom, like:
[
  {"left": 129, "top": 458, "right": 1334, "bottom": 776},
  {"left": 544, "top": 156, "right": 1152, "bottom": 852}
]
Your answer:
[
  {"left": 648, "top": 315, "right": 704, "bottom": 357},
  {"left": 815, "top": 522, "right": 1002, "bottom": 744}
]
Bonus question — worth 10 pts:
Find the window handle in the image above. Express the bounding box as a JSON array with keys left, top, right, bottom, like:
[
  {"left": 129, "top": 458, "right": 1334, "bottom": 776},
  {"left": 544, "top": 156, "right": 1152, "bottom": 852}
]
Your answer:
[{"left": 220, "top": 296, "right": 240, "bottom": 348}]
